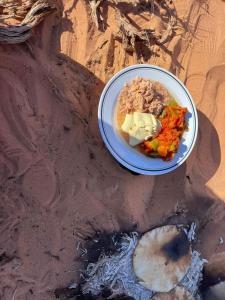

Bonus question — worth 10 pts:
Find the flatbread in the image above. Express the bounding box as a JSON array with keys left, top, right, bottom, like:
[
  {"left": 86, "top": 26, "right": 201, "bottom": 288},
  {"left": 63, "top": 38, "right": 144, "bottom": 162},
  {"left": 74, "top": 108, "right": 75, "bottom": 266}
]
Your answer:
[
  {"left": 152, "top": 286, "right": 194, "bottom": 300},
  {"left": 133, "top": 225, "right": 192, "bottom": 292}
]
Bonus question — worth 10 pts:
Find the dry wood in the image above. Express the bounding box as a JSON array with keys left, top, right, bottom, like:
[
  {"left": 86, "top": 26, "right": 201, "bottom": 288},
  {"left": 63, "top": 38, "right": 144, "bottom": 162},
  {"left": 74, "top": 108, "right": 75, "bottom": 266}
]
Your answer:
[
  {"left": 89, "top": 0, "right": 102, "bottom": 30},
  {"left": 88, "top": 0, "right": 177, "bottom": 53},
  {"left": 114, "top": 8, "right": 154, "bottom": 52},
  {"left": 0, "top": 0, "right": 56, "bottom": 44}
]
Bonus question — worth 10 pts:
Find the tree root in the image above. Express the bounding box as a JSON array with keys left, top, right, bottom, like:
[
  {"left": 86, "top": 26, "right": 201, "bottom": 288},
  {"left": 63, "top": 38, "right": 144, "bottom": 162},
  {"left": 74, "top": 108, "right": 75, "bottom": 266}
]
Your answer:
[
  {"left": 0, "top": 0, "right": 56, "bottom": 44},
  {"left": 114, "top": 8, "right": 154, "bottom": 52},
  {"left": 87, "top": 0, "right": 178, "bottom": 53}
]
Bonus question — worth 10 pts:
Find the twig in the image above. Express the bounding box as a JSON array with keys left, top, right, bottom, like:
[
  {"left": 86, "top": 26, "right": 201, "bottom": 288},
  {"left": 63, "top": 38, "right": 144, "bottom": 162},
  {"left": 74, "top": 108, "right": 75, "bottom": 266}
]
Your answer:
[
  {"left": 88, "top": 0, "right": 103, "bottom": 30},
  {"left": 88, "top": 0, "right": 177, "bottom": 55},
  {"left": 115, "top": 8, "right": 160, "bottom": 52}
]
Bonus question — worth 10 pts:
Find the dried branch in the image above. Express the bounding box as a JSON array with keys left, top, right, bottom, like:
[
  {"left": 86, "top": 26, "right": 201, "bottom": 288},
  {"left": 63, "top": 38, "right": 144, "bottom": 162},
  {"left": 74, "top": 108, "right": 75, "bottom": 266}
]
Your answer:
[
  {"left": 0, "top": 0, "right": 56, "bottom": 44},
  {"left": 0, "top": 0, "right": 35, "bottom": 20},
  {"left": 115, "top": 8, "right": 154, "bottom": 52},
  {"left": 110, "top": 0, "right": 141, "bottom": 5},
  {"left": 88, "top": 0, "right": 103, "bottom": 30},
  {"left": 87, "top": 0, "right": 177, "bottom": 54}
]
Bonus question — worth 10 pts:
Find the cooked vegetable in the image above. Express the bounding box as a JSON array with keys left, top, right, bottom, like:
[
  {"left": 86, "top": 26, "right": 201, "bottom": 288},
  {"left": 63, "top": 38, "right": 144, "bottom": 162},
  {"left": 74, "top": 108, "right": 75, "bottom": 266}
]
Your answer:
[{"left": 141, "top": 103, "right": 187, "bottom": 160}]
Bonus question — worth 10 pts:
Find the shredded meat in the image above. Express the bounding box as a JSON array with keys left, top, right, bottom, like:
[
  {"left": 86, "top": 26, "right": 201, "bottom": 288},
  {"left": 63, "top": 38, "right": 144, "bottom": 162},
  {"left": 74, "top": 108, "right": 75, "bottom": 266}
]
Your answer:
[{"left": 118, "top": 77, "right": 170, "bottom": 116}]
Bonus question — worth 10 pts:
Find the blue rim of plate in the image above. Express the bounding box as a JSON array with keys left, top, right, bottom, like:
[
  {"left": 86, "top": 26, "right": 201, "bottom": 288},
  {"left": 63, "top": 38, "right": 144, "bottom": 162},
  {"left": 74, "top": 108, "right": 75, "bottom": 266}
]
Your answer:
[{"left": 98, "top": 64, "right": 198, "bottom": 175}]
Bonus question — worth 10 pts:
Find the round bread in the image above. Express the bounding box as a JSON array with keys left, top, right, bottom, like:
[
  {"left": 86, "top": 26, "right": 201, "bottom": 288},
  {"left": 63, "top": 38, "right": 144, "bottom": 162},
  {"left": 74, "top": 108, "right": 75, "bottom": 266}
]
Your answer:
[
  {"left": 152, "top": 286, "right": 194, "bottom": 300},
  {"left": 133, "top": 225, "right": 192, "bottom": 292}
]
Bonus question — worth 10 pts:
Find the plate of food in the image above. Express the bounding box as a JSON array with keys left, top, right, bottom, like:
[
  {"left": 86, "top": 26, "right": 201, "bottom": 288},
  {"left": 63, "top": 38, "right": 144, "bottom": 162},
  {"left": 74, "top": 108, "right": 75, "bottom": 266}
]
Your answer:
[{"left": 98, "top": 64, "right": 198, "bottom": 175}]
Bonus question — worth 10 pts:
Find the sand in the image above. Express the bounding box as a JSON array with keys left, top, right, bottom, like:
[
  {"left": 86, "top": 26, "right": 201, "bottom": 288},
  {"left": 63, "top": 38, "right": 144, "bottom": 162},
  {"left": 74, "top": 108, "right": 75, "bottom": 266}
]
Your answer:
[{"left": 1, "top": 0, "right": 225, "bottom": 299}]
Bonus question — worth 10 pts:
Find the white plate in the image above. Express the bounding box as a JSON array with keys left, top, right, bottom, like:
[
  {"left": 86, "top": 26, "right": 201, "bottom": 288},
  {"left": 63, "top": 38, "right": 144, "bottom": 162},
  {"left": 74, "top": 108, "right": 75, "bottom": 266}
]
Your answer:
[{"left": 98, "top": 64, "right": 198, "bottom": 175}]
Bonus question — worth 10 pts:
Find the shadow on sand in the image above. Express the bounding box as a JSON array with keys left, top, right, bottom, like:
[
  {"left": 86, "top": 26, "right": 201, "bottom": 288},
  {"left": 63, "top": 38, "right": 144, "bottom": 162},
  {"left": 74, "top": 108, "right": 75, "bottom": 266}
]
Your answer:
[{"left": 39, "top": 3, "right": 224, "bottom": 299}]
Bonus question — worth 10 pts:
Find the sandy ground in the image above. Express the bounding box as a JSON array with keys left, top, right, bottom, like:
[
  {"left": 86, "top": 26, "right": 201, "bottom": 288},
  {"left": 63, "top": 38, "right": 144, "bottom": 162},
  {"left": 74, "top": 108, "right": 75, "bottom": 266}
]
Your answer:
[{"left": 1, "top": 0, "right": 225, "bottom": 299}]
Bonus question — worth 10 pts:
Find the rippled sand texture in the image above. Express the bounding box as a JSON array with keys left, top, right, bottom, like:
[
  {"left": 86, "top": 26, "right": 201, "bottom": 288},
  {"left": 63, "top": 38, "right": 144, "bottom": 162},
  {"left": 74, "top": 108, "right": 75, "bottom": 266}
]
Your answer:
[{"left": 1, "top": 0, "right": 225, "bottom": 299}]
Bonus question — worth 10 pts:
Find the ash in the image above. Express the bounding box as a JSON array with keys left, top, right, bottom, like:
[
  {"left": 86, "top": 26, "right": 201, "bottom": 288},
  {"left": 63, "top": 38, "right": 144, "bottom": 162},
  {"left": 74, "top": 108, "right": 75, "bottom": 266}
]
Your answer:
[
  {"left": 181, "top": 251, "right": 207, "bottom": 299},
  {"left": 82, "top": 232, "right": 153, "bottom": 300},
  {"left": 81, "top": 225, "right": 206, "bottom": 300}
]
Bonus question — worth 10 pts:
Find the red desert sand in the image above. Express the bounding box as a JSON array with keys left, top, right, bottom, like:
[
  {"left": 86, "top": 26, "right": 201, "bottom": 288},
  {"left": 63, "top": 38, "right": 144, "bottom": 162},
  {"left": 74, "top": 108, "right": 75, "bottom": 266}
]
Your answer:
[{"left": 1, "top": 0, "right": 225, "bottom": 299}]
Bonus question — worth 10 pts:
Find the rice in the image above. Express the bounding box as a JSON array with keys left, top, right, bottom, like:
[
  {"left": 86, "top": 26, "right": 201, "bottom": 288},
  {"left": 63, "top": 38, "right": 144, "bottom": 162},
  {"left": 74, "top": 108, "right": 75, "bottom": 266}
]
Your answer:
[{"left": 118, "top": 77, "right": 170, "bottom": 116}]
